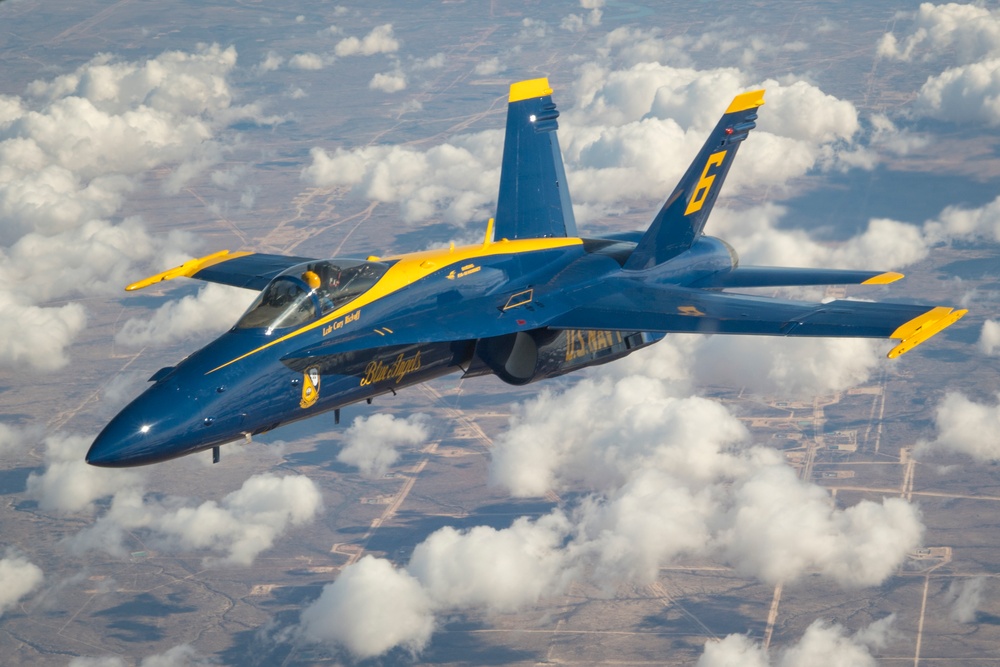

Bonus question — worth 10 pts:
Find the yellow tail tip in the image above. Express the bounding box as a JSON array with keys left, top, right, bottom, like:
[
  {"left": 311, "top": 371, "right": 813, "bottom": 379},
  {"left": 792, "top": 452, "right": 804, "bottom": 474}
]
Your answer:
[
  {"left": 725, "top": 89, "right": 766, "bottom": 114},
  {"left": 509, "top": 78, "right": 553, "bottom": 103}
]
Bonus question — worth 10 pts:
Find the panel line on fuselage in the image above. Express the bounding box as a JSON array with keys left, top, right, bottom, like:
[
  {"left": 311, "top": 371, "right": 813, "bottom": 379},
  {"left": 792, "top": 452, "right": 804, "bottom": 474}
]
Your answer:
[{"left": 206, "top": 237, "right": 584, "bottom": 374}]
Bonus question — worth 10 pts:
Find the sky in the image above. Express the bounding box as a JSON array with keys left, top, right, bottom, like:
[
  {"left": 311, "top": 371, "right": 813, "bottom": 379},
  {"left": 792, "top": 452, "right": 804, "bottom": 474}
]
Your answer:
[{"left": 1, "top": 0, "right": 999, "bottom": 665}]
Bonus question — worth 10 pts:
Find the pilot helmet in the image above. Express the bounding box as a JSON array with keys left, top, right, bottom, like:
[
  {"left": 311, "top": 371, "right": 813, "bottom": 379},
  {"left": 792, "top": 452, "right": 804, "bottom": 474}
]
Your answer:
[{"left": 302, "top": 270, "right": 321, "bottom": 290}]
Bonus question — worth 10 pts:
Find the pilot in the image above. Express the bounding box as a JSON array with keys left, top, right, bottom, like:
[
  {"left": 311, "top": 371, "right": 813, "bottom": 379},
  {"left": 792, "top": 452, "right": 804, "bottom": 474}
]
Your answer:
[{"left": 303, "top": 269, "right": 337, "bottom": 312}]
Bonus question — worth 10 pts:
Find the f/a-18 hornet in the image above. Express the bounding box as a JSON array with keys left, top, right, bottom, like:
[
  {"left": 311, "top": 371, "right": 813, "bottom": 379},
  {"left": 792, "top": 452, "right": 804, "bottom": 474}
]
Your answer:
[{"left": 87, "top": 78, "right": 966, "bottom": 467}]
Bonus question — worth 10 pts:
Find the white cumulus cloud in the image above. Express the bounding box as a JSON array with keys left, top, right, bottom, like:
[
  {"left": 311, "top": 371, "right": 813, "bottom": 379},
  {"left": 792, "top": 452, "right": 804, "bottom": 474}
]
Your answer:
[
  {"left": 69, "top": 644, "right": 215, "bottom": 667},
  {"left": 73, "top": 473, "right": 323, "bottom": 566},
  {"left": 334, "top": 24, "right": 399, "bottom": 57},
  {"left": 698, "top": 615, "right": 894, "bottom": 667},
  {"left": 946, "top": 576, "right": 986, "bottom": 623},
  {"left": 980, "top": 319, "right": 1000, "bottom": 356},
  {"left": 0, "top": 550, "right": 43, "bottom": 618},
  {"left": 879, "top": 3, "right": 1000, "bottom": 125},
  {"left": 26, "top": 433, "right": 321, "bottom": 566},
  {"left": 114, "top": 283, "right": 256, "bottom": 348},
  {"left": 299, "top": 353, "right": 922, "bottom": 658},
  {"left": 299, "top": 555, "right": 434, "bottom": 659},
  {"left": 0, "top": 44, "right": 268, "bottom": 371},
  {"left": 369, "top": 70, "right": 407, "bottom": 93},
  {"left": 919, "top": 391, "right": 1000, "bottom": 461},
  {"left": 338, "top": 413, "right": 430, "bottom": 478}
]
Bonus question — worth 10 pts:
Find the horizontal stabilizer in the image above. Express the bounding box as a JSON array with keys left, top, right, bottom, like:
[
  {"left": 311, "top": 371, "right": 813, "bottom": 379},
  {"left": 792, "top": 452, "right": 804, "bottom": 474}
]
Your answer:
[
  {"left": 493, "top": 78, "right": 577, "bottom": 241},
  {"left": 689, "top": 267, "right": 905, "bottom": 289},
  {"left": 126, "top": 251, "right": 316, "bottom": 292}
]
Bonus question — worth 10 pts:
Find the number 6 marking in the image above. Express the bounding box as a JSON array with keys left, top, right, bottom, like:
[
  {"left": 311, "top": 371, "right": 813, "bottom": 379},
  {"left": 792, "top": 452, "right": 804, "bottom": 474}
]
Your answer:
[{"left": 684, "top": 150, "right": 727, "bottom": 216}]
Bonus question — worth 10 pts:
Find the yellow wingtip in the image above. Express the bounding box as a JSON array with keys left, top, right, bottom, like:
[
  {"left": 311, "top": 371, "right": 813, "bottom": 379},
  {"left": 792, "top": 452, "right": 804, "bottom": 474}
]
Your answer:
[
  {"left": 887, "top": 307, "right": 967, "bottom": 359},
  {"left": 125, "top": 250, "right": 252, "bottom": 291},
  {"left": 862, "top": 271, "right": 905, "bottom": 285},
  {"left": 509, "top": 78, "right": 553, "bottom": 103},
  {"left": 725, "top": 89, "right": 766, "bottom": 114}
]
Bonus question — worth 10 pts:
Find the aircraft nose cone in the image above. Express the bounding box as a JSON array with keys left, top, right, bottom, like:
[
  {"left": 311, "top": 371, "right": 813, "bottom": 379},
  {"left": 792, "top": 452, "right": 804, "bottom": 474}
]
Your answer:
[
  {"left": 86, "top": 431, "right": 129, "bottom": 467},
  {"left": 87, "top": 409, "right": 166, "bottom": 467},
  {"left": 87, "top": 382, "right": 209, "bottom": 467},
  {"left": 87, "top": 375, "right": 248, "bottom": 467}
]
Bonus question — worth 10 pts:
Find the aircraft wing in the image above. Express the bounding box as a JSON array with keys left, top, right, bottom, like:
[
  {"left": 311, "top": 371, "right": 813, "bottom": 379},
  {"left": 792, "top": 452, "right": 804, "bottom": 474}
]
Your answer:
[
  {"left": 125, "top": 250, "right": 316, "bottom": 292},
  {"left": 548, "top": 281, "right": 966, "bottom": 358}
]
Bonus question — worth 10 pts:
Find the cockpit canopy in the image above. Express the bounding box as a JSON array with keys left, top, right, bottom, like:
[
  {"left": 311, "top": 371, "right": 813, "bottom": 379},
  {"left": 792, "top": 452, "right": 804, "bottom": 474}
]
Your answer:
[{"left": 235, "top": 259, "right": 391, "bottom": 333}]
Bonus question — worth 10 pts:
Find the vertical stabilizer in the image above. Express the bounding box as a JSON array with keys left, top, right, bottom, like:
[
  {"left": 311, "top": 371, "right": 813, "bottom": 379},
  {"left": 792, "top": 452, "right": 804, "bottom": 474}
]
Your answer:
[
  {"left": 623, "top": 90, "right": 765, "bottom": 270},
  {"left": 493, "top": 78, "right": 577, "bottom": 241}
]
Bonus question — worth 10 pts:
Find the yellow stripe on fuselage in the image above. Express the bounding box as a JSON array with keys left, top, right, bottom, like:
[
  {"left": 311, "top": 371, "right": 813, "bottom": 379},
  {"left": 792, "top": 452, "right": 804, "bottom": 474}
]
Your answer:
[{"left": 207, "top": 236, "right": 584, "bottom": 373}]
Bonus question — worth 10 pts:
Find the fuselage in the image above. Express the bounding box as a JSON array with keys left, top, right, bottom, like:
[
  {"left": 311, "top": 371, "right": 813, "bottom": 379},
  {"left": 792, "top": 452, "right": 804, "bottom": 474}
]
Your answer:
[{"left": 86, "top": 235, "right": 736, "bottom": 467}]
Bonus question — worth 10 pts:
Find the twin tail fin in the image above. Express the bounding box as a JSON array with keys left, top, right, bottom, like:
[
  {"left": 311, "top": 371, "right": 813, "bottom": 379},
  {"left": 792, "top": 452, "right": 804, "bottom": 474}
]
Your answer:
[
  {"left": 624, "top": 90, "right": 765, "bottom": 270},
  {"left": 493, "top": 78, "right": 577, "bottom": 241}
]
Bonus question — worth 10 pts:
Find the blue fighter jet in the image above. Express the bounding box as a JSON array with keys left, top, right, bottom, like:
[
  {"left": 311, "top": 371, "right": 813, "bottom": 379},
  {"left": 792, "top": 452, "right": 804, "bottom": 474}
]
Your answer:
[{"left": 87, "top": 78, "right": 966, "bottom": 467}]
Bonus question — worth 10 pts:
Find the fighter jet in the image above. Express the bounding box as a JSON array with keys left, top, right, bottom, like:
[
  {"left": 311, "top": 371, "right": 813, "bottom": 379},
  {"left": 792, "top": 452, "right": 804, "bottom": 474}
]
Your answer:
[{"left": 87, "top": 78, "right": 966, "bottom": 467}]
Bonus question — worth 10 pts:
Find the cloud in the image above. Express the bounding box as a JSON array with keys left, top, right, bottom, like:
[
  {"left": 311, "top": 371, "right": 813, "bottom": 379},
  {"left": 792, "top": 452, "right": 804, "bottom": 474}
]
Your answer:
[
  {"left": 301, "top": 351, "right": 922, "bottom": 658},
  {"left": 919, "top": 391, "right": 1000, "bottom": 461},
  {"left": 473, "top": 57, "right": 503, "bottom": 76},
  {"left": 923, "top": 195, "right": 1000, "bottom": 244},
  {"left": 0, "top": 44, "right": 267, "bottom": 371},
  {"left": 288, "top": 52, "right": 330, "bottom": 70},
  {"left": 299, "top": 555, "right": 434, "bottom": 659},
  {"left": 69, "top": 644, "right": 216, "bottom": 667},
  {"left": 407, "top": 513, "right": 575, "bottom": 611},
  {"left": 73, "top": 473, "right": 323, "bottom": 566},
  {"left": 411, "top": 53, "right": 446, "bottom": 71},
  {"left": 303, "top": 55, "right": 869, "bottom": 228},
  {"left": 711, "top": 192, "right": 1000, "bottom": 282},
  {"left": 698, "top": 615, "right": 894, "bottom": 667},
  {"left": 0, "top": 550, "right": 43, "bottom": 617},
  {"left": 697, "top": 633, "right": 770, "bottom": 667},
  {"left": 26, "top": 432, "right": 321, "bottom": 566},
  {"left": 946, "top": 576, "right": 986, "bottom": 623},
  {"left": 25, "top": 433, "right": 143, "bottom": 513},
  {"left": 692, "top": 336, "right": 887, "bottom": 397},
  {"left": 915, "top": 58, "right": 1000, "bottom": 126},
  {"left": 980, "top": 319, "right": 1000, "bottom": 356},
  {"left": 67, "top": 658, "right": 125, "bottom": 667},
  {"left": 878, "top": 3, "right": 1000, "bottom": 125},
  {"left": 715, "top": 469, "right": 922, "bottom": 587},
  {"left": 114, "top": 283, "right": 256, "bottom": 348},
  {"left": 369, "top": 69, "right": 406, "bottom": 93},
  {"left": 0, "top": 295, "right": 85, "bottom": 371},
  {"left": 302, "top": 132, "right": 502, "bottom": 225},
  {"left": 334, "top": 24, "right": 399, "bottom": 57},
  {"left": 0, "top": 423, "right": 38, "bottom": 455},
  {"left": 337, "top": 413, "right": 429, "bottom": 478},
  {"left": 561, "top": 0, "right": 604, "bottom": 32},
  {"left": 877, "top": 2, "right": 1000, "bottom": 63},
  {"left": 256, "top": 51, "right": 284, "bottom": 73}
]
